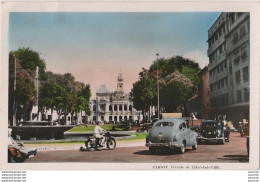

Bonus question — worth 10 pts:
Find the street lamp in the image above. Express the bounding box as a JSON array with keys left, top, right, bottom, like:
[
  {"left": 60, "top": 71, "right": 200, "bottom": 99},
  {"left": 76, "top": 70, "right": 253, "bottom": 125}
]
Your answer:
[
  {"left": 156, "top": 53, "right": 159, "bottom": 120},
  {"left": 13, "top": 55, "right": 17, "bottom": 126}
]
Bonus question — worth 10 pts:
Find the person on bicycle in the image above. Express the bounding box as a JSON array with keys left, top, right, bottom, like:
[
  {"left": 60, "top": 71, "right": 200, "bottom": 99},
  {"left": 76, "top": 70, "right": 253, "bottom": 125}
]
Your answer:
[{"left": 93, "top": 121, "right": 105, "bottom": 150}]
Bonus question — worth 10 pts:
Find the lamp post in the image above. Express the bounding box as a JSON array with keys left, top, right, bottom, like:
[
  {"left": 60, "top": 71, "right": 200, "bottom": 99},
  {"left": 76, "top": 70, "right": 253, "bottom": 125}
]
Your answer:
[
  {"left": 13, "top": 55, "right": 17, "bottom": 126},
  {"left": 156, "top": 53, "right": 159, "bottom": 120}
]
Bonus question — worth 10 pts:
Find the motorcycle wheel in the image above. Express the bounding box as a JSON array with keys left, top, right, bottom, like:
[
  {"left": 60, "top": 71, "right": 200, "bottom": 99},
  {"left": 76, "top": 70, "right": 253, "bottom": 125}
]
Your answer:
[
  {"left": 85, "top": 139, "right": 94, "bottom": 151},
  {"left": 107, "top": 138, "right": 116, "bottom": 150}
]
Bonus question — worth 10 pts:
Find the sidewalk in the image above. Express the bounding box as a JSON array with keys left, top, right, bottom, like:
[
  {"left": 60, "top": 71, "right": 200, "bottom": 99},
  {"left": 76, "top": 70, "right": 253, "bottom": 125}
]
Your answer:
[{"left": 24, "top": 139, "right": 146, "bottom": 151}]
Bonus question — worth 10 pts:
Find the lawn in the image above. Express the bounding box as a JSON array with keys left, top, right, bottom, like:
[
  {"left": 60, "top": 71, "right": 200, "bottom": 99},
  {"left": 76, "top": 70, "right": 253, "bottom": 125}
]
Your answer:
[
  {"left": 68, "top": 124, "right": 127, "bottom": 132},
  {"left": 25, "top": 133, "right": 148, "bottom": 144}
]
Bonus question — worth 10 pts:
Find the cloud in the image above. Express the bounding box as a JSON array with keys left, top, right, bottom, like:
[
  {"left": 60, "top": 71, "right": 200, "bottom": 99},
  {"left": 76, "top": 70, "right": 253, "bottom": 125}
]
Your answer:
[{"left": 183, "top": 50, "right": 209, "bottom": 68}]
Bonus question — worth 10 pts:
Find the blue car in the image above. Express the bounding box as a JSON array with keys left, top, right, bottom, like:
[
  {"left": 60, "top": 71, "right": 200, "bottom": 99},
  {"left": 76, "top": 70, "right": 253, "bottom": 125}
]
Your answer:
[{"left": 145, "top": 118, "right": 198, "bottom": 154}]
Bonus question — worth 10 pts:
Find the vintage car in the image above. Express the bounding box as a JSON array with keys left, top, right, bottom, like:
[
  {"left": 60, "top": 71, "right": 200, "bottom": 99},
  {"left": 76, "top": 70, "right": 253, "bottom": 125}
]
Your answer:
[
  {"left": 145, "top": 118, "right": 198, "bottom": 154},
  {"left": 198, "top": 120, "right": 229, "bottom": 144},
  {"left": 8, "top": 128, "right": 37, "bottom": 162}
]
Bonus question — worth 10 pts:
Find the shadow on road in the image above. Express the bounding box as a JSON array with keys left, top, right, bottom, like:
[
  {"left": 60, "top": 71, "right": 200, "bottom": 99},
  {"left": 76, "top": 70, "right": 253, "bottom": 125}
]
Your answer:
[
  {"left": 217, "top": 155, "right": 249, "bottom": 162},
  {"left": 133, "top": 149, "right": 193, "bottom": 156}
]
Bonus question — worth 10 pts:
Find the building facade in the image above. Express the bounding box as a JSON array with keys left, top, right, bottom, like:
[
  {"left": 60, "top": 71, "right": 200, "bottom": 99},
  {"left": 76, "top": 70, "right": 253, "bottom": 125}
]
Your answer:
[
  {"left": 207, "top": 12, "right": 249, "bottom": 127},
  {"left": 89, "top": 72, "right": 142, "bottom": 124},
  {"left": 187, "top": 66, "right": 210, "bottom": 119}
]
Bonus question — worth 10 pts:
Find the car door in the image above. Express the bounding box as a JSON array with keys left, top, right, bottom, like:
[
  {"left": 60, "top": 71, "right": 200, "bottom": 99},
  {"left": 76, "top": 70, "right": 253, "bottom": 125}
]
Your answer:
[
  {"left": 187, "top": 124, "right": 197, "bottom": 146},
  {"left": 179, "top": 122, "right": 190, "bottom": 146}
]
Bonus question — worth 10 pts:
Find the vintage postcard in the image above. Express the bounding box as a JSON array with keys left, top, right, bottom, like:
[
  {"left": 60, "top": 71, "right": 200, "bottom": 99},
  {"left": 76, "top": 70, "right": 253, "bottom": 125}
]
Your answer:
[{"left": 0, "top": 1, "right": 259, "bottom": 170}]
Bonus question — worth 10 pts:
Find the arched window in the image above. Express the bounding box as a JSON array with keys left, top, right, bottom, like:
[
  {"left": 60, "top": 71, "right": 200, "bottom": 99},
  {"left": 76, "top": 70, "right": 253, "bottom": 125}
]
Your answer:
[
  {"left": 124, "top": 116, "right": 127, "bottom": 121},
  {"left": 93, "top": 105, "right": 96, "bottom": 111},
  {"left": 124, "top": 105, "right": 127, "bottom": 110},
  {"left": 129, "top": 105, "right": 132, "bottom": 111},
  {"left": 119, "top": 116, "right": 122, "bottom": 122},
  {"left": 114, "top": 116, "right": 117, "bottom": 122},
  {"left": 109, "top": 116, "right": 112, "bottom": 121},
  {"left": 114, "top": 105, "right": 118, "bottom": 111},
  {"left": 109, "top": 105, "right": 112, "bottom": 111},
  {"left": 119, "top": 105, "right": 122, "bottom": 111}
]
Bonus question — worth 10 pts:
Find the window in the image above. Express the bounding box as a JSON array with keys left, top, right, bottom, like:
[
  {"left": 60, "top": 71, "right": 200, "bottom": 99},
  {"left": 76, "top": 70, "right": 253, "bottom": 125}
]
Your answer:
[
  {"left": 243, "top": 66, "right": 249, "bottom": 82},
  {"left": 234, "top": 58, "right": 240, "bottom": 66},
  {"left": 241, "top": 47, "right": 247, "bottom": 62},
  {"left": 221, "top": 79, "right": 224, "bottom": 88},
  {"left": 129, "top": 105, "right": 132, "bottom": 111},
  {"left": 234, "top": 51, "right": 240, "bottom": 66},
  {"left": 220, "top": 62, "right": 223, "bottom": 71},
  {"left": 232, "top": 32, "right": 239, "bottom": 44},
  {"left": 230, "top": 13, "right": 235, "bottom": 24},
  {"left": 219, "top": 44, "right": 223, "bottom": 54},
  {"left": 244, "top": 88, "right": 249, "bottom": 102},
  {"left": 235, "top": 70, "right": 241, "bottom": 85},
  {"left": 109, "top": 105, "right": 112, "bottom": 111},
  {"left": 93, "top": 105, "right": 96, "bottom": 111},
  {"left": 237, "top": 90, "right": 242, "bottom": 103},
  {"left": 156, "top": 122, "right": 174, "bottom": 127},
  {"left": 119, "top": 105, "right": 122, "bottom": 111},
  {"left": 124, "top": 105, "right": 127, "bottom": 111},
  {"left": 114, "top": 105, "right": 118, "bottom": 111},
  {"left": 239, "top": 26, "right": 246, "bottom": 39},
  {"left": 210, "top": 84, "right": 214, "bottom": 92}
]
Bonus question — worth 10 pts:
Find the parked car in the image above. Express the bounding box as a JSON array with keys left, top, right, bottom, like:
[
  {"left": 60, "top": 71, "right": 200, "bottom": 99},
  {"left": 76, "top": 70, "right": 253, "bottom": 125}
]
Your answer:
[
  {"left": 145, "top": 118, "right": 198, "bottom": 154},
  {"left": 198, "top": 120, "right": 229, "bottom": 144},
  {"left": 8, "top": 129, "right": 37, "bottom": 162}
]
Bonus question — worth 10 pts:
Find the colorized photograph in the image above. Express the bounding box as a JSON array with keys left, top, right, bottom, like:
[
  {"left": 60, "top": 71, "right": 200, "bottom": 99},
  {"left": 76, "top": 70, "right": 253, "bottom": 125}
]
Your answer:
[{"left": 7, "top": 11, "right": 250, "bottom": 164}]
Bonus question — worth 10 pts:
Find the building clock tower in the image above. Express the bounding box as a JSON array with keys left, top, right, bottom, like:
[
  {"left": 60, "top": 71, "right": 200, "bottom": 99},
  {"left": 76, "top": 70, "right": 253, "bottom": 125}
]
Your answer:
[{"left": 117, "top": 72, "right": 123, "bottom": 92}]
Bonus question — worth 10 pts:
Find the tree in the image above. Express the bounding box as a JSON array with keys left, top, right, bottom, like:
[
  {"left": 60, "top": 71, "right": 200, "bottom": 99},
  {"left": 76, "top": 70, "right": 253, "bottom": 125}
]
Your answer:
[
  {"left": 132, "top": 55, "right": 201, "bottom": 117},
  {"left": 15, "top": 71, "right": 35, "bottom": 122},
  {"left": 131, "top": 77, "right": 157, "bottom": 122},
  {"left": 15, "top": 47, "right": 47, "bottom": 81}
]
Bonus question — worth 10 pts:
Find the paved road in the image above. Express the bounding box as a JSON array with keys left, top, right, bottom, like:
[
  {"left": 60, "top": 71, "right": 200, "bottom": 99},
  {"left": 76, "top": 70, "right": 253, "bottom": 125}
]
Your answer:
[{"left": 24, "top": 132, "right": 248, "bottom": 163}]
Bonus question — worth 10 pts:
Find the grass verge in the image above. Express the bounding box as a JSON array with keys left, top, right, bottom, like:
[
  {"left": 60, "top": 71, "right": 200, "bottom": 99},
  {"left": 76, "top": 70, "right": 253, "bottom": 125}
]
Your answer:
[
  {"left": 25, "top": 133, "right": 148, "bottom": 144},
  {"left": 68, "top": 124, "right": 127, "bottom": 132}
]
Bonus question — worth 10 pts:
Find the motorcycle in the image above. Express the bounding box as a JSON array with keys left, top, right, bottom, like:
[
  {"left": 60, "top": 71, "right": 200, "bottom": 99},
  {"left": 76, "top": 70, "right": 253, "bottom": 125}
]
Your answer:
[{"left": 80, "top": 131, "right": 116, "bottom": 151}]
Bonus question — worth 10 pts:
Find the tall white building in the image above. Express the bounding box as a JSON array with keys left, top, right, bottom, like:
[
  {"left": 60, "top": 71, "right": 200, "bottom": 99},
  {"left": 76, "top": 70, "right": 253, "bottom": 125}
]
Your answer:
[
  {"left": 89, "top": 72, "right": 142, "bottom": 124},
  {"left": 207, "top": 12, "right": 249, "bottom": 127}
]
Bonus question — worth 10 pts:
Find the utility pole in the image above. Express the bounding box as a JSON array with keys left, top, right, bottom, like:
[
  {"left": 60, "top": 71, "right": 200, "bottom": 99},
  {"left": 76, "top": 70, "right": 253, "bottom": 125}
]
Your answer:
[
  {"left": 12, "top": 55, "right": 17, "bottom": 126},
  {"left": 156, "top": 53, "right": 159, "bottom": 120}
]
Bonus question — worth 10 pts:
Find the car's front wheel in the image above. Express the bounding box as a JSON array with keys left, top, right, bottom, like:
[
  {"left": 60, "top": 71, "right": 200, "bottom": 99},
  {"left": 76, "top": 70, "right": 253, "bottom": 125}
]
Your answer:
[
  {"left": 178, "top": 142, "right": 185, "bottom": 154},
  {"left": 149, "top": 147, "right": 156, "bottom": 154},
  {"left": 192, "top": 141, "right": 198, "bottom": 150}
]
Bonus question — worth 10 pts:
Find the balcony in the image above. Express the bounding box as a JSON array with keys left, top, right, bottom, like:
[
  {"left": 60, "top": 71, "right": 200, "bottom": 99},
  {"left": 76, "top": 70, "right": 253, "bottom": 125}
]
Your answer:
[{"left": 207, "top": 35, "right": 225, "bottom": 56}]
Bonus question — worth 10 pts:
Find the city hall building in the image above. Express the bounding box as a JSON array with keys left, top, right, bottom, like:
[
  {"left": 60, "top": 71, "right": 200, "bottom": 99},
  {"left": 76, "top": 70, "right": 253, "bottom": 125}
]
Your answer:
[
  {"left": 89, "top": 72, "right": 142, "bottom": 124},
  {"left": 207, "top": 12, "right": 249, "bottom": 127}
]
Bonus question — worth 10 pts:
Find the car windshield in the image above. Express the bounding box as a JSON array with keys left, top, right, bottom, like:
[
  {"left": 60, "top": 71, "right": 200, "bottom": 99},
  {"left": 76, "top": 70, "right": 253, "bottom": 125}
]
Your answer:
[{"left": 155, "top": 122, "right": 174, "bottom": 127}]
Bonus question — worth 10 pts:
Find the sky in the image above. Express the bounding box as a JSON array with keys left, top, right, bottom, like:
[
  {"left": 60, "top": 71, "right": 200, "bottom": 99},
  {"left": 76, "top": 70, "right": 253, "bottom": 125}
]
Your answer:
[{"left": 9, "top": 12, "right": 221, "bottom": 97}]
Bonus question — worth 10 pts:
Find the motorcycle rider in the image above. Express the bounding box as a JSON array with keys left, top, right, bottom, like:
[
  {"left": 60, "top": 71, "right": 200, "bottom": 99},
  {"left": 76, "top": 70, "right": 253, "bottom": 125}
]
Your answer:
[{"left": 93, "top": 121, "right": 105, "bottom": 150}]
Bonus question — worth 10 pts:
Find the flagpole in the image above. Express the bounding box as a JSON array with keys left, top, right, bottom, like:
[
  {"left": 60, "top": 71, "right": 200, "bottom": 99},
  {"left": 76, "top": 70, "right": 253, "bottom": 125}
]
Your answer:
[{"left": 156, "top": 53, "right": 159, "bottom": 120}]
